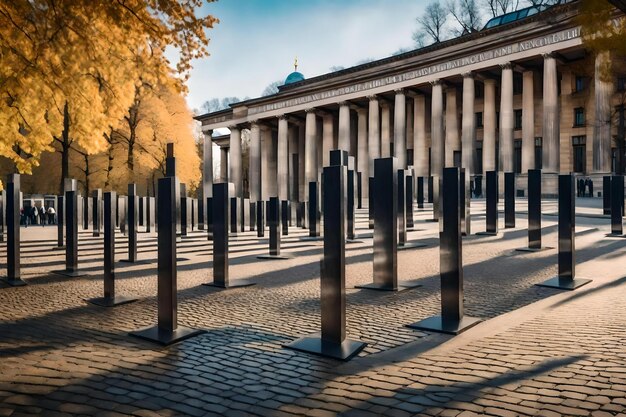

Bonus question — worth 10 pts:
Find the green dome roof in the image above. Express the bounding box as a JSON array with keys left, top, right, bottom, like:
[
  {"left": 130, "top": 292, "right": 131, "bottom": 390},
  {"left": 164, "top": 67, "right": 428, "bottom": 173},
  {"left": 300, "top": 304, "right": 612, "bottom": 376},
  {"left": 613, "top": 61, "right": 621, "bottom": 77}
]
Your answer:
[{"left": 285, "top": 71, "right": 305, "bottom": 85}]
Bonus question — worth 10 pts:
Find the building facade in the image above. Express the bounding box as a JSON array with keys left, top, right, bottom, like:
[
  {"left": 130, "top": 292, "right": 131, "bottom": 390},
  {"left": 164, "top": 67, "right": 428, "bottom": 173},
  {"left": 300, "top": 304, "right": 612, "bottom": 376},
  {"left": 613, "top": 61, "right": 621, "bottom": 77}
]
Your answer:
[{"left": 197, "top": 2, "right": 626, "bottom": 209}]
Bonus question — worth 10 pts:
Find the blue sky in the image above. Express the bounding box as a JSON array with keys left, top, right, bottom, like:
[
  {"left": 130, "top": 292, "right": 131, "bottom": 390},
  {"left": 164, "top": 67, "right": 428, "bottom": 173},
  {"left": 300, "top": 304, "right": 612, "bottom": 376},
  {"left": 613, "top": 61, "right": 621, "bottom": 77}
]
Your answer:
[{"left": 185, "top": 0, "right": 427, "bottom": 112}]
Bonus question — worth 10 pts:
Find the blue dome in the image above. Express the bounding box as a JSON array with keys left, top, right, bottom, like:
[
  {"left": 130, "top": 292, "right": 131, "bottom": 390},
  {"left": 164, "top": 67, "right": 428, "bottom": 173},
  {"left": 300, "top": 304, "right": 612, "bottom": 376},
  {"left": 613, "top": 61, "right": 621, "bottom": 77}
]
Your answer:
[{"left": 284, "top": 71, "right": 305, "bottom": 85}]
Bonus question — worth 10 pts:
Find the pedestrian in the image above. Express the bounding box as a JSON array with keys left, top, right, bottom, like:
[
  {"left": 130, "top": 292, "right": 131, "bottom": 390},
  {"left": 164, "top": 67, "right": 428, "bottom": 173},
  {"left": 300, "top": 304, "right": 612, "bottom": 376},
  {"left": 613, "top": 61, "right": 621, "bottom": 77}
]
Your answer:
[
  {"left": 576, "top": 177, "right": 581, "bottom": 197},
  {"left": 470, "top": 180, "right": 475, "bottom": 199},
  {"left": 588, "top": 177, "right": 594, "bottom": 197},
  {"left": 39, "top": 206, "right": 46, "bottom": 226},
  {"left": 20, "top": 208, "right": 26, "bottom": 227},
  {"left": 32, "top": 206, "right": 38, "bottom": 225},
  {"left": 584, "top": 178, "right": 590, "bottom": 197},
  {"left": 47, "top": 206, "right": 56, "bottom": 225}
]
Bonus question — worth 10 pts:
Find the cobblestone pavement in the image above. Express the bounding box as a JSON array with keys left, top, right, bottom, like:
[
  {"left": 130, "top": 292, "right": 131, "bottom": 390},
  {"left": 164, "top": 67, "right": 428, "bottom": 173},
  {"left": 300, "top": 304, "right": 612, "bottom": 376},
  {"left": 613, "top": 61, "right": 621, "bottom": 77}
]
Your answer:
[{"left": 0, "top": 199, "right": 625, "bottom": 416}]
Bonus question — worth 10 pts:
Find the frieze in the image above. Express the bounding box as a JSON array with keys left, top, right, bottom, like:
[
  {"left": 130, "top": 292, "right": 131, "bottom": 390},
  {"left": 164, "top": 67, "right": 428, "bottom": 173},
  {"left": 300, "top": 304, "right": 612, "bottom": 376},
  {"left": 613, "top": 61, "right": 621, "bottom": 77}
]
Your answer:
[{"left": 248, "top": 27, "right": 580, "bottom": 116}]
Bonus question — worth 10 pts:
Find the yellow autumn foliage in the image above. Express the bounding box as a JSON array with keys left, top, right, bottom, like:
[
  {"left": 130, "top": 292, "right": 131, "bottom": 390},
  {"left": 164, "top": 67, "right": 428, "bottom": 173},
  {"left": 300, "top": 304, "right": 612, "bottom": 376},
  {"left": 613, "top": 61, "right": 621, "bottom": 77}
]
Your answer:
[{"left": 0, "top": 0, "right": 217, "bottom": 172}]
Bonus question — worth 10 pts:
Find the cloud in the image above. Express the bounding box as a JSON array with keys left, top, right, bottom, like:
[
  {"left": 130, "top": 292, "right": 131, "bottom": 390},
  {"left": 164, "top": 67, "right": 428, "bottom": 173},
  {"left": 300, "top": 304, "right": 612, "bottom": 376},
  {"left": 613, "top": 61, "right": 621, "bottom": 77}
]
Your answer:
[{"left": 186, "top": 0, "right": 426, "bottom": 111}]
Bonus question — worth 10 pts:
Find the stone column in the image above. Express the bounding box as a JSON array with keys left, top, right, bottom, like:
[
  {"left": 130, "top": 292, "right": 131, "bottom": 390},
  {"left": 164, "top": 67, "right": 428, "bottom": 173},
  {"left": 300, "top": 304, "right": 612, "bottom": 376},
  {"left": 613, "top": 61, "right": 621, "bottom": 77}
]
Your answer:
[
  {"left": 368, "top": 96, "right": 380, "bottom": 175},
  {"left": 431, "top": 80, "right": 445, "bottom": 177},
  {"left": 594, "top": 51, "right": 613, "bottom": 173},
  {"left": 261, "top": 126, "right": 270, "bottom": 200},
  {"left": 413, "top": 94, "right": 428, "bottom": 178},
  {"left": 522, "top": 71, "right": 535, "bottom": 172},
  {"left": 445, "top": 86, "right": 459, "bottom": 168},
  {"left": 305, "top": 109, "right": 318, "bottom": 194},
  {"left": 357, "top": 108, "right": 369, "bottom": 205},
  {"left": 543, "top": 53, "right": 559, "bottom": 173},
  {"left": 249, "top": 122, "right": 262, "bottom": 202},
  {"left": 268, "top": 129, "right": 278, "bottom": 198},
  {"left": 322, "top": 114, "right": 334, "bottom": 168},
  {"left": 483, "top": 79, "right": 497, "bottom": 173},
  {"left": 338, "top": 102, "right": 351, "bottom": 153},
  {"left": 500, "top": 63, "right": 514, "bottom": 173},
  {"left": 219, "top": 147, "right": 228, "bottom": 182},
  {"left": 461, "top": 73, "right": 476, "bottom": 177},
  {"left": 394, "top": 89, "right": 407, "bottom": 168},
  {"left": 277, "top": 116, "right": 289, "bottom": 201},
  {"left": 229, "top": 127, "right": 242, "bottom": 197},
  {"left": 298, "top": 124, "right": 306, "bottom": 203},
  {"left": 381, "top": 102, "right": 391, "bottom": 158}
]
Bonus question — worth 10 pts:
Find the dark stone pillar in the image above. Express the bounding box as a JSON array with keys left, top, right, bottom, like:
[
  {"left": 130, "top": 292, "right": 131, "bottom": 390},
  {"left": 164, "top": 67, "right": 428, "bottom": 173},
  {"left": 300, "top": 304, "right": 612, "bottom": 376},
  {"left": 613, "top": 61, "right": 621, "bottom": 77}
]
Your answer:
[
  {"left": 478, "top": 170, "right": 498, "bottom": 235},
  {"left": 357, "top": 171, "right": 362, "bottom": 209},
  {"left": 198, "top": 191, "right": 205, "bottom": 231},
  {"left": 256, "top": 200, "right": 265, "bottom": 238},
  {"left": 205, "top": 183, "right": 254, "bottom": 288},
  {"left": 285, "top": 164, "right": 366, "bottom": 361},
  {"left": 250, "top": 201, "right": 256, "bottom": 231},
  {"left": 368, "top": 177, "right": 374, "bottom": 229},
  {"left": 83, "top": 195, "right": 89, "bottom": 230},
  {"left": 536, "top": 174, "right": 592, "bottom": 290},
  {"left": 129, "top": 176, "right": 204, "bottom": 345},
  {"left": 53, "top": 189, "right": 85, "bottom": 277},
  {"left": 206, "top": 197, "right": 213, "bottom": 241},
  {"left": 504, "top": 172, "right": 515, "bottom": 228},
  {"left": 146, "top": 197, "right": 155, "bottom": 233},
  {"left": 55, "top": 195, "right": 65, "bottom": 249},
  {"left": 405, "top": 170, "right": 414, "bottom": 229},
  {"left": 92, "top": 189, "right": 102, "bottom": 237},
  {"left": 0, "top": 191, "right": 4, "bottom": 243},
  {"left": 397, "top": 169, "right": 407, "bottom": 246},
  {"left": 138, "top": 196, "right": 145, "bottom": 227},
  {"left": 259, "top": 197, "right": 291, "bottom": 259},
  {"left": 281, "top": 200, "right": 289, "bottom": 236},
  {"left": 428, "top": 176, "right": 434, "bottom": 203},
  {"left": 120, "top": 197, "right": 127, "bottom": 235},
  {"left": 603, "top": 176, "right": 611, "bottom": 215},
  {"left": 519, "top": 169, "right": 544, "bottom": 251},
  {"left": 408, "top": 167, "right": 481, "bottom": 334},
  {"left": 610, "top": 175, "right": 624, "bottom": 236},
  {"left": 3, "top": 174, "right": 25, "bottom": 286},
  {"left": 308, "top": 182, "right": 320, "bottom": 238},
  {"left": 122, "top": 184, "right": 138, "bottom": 263},
  {"left": 88, "top": 192, "right": 137, "bottom": 306},
  {"left": 417, "top": 176, "right": 425, "bottom": 209},
  {"left": 230, "top": 197, "right": 238, "bottom": 235},
  {"left": 181, "top": 196, "right": 188, "bottom": 237},
  {"left": 347, "top": 162, "right": 355, "bottom": 241}
]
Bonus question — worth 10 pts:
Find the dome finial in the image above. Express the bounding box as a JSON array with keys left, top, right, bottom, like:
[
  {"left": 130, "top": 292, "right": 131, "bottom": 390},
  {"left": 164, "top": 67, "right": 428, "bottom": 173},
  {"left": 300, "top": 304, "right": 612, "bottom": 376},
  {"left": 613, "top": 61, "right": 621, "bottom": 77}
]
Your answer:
[{"left": 294, "top": 56, "right": 298, "bottom": 72}]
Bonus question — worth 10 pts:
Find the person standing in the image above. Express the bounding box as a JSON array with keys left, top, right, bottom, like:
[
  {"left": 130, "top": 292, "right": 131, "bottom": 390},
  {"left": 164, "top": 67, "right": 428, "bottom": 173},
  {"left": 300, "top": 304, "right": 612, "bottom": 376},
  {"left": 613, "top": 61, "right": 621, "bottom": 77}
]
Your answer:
[
  {"left": 39, "top": 206, "right": 46, "bottom": 226},
  {"left": 47, "top": 205, "right": 56, "bottom": 225},
  {"left": 31, "top": 205, "right": 38, "bottom": 226},
  {"left": 589, "top": 177, "right": 594, "bottom": 197}
]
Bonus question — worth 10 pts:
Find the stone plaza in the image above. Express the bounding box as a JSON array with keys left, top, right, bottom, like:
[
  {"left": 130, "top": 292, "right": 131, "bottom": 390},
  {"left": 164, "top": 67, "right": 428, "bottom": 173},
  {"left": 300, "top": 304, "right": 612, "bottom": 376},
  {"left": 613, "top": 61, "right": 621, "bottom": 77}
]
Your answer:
[{"left": 1, "top": 193, "right": 626, "bottom": 416}]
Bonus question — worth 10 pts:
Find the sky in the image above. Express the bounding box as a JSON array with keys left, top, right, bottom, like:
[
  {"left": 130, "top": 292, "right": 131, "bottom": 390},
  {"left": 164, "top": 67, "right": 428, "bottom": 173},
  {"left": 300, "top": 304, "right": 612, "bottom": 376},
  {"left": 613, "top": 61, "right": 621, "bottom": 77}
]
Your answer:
[{"left": 185, "top": 0, "right": 427, "bottom": 112}]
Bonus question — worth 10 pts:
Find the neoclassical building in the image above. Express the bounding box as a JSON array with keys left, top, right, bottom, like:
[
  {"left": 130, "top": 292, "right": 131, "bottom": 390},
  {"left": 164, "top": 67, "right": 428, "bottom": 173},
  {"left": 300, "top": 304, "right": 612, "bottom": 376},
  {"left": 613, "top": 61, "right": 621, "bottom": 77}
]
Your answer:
[{"left": 196, "top": 1, "right": 626, "bottom": 216}]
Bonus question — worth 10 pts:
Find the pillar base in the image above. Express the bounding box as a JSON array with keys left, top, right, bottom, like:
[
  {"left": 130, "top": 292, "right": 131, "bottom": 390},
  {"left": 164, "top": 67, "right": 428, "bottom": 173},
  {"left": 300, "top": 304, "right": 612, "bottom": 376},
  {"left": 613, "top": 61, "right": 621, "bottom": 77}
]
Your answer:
[
  {"left": 355, "top": 282, "right": 421, "bottom": 292},
  {"left": 284, "top": 332, "right": 366, "bottom": 361},
  {"left": 86, "top": 296, "right": 138, "bottom": 307},
  {"left": 129, "top": 325, "right": 205, "bottom": 346},
  {"left": 300, "top": 236, "right": 323, "bottom": 242},
  {"left": 52, "top": 269, "right": 88, "bottom": 278},
  {"left": 1, "top": 277, "right": 27, "bottom": 287},
  {"left": 120, "top": 259, "right": 151, "bottom": 264},
  {"left": 202, "top": 280, "right": 256, "bottom": 289},
  {"left": 406, "top": 315, "right": 482, "bottom": 335},
  {"left": 398, "top": 242, "right": 428, "bottom": 251},
  {"left": 535, "top": 276, "right": 592, "bottom": 290},
  {"left": 515, "top": 246, "right": 553, "bottom": 253},
  {"left": 346, "top": 239, "right": 364, "bottom": 244},
  {"left": 606, "top": 233, "right": 626, "bottom": 239},
  {"left": 257, "top": 254, "right": 294, "bottom": 260},
  {"left": 52, "top": 245, "right": 66, "bottom": 250},
  {"left": 475, "top": 231, "right": 499, "bottom": 237}
]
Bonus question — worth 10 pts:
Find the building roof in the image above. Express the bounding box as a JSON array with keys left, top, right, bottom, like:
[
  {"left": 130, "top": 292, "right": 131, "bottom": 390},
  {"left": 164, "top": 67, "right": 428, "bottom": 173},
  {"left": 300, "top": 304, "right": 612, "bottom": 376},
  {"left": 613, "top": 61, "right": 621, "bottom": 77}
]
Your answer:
[
  {"left": 284, "top": 71, "right": 305, "bottom": 85},
  {"left": 483, "top": 5, "right": 551, "bottom": 30}
]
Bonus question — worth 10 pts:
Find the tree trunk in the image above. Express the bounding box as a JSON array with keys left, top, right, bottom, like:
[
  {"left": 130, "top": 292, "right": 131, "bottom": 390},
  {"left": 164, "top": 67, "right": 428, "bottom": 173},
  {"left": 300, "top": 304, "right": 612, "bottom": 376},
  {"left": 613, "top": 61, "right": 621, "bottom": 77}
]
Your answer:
[{"left": 618, "top": 105, "right": 625, "bottom": 175}]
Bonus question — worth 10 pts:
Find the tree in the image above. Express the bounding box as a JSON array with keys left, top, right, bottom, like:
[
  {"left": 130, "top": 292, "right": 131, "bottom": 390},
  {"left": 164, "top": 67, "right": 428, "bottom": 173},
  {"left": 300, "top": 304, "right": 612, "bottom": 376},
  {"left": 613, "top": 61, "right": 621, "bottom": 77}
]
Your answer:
[
  {"left": 200, "top": 97, "right": 245, "bottom": 114},
  {"left": 0, "top": 0, "right": 217, "bottom": 175},
  {"left": 483, "top": 0, "right": 521, "bottom": 18},
  {"left": 413, "top": 1, "right": 450, "bottom": 46},
  {"left": 447, "top": 0, "right": 483, "bottom": 36},
  {"left": 262, "top": 81, "right": 283, "bottom": 96}
]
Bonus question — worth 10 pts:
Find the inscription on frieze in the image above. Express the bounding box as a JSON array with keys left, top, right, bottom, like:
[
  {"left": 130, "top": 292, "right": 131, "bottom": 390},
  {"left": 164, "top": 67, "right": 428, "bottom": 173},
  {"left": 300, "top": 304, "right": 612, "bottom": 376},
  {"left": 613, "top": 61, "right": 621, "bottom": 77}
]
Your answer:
[{"left": 248, "top": 27, "right": 580, "bottom": 116}]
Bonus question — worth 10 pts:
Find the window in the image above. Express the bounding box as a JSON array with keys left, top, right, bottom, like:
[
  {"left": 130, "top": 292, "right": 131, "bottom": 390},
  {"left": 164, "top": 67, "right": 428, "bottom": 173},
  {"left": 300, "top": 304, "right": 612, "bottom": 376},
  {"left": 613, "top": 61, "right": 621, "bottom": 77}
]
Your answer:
[
  {"left": 475, "top": 112, "right": 483, "bottom": 128},
  {"left": 572, "top": 136, "right": 586, "bottom": 173},
  {"left": 618, "top": 77, "right": 626, "bottom": 92},
  {"left": 535, "top": 137, "right": 543, "bottom": 170},
  {"left": 575, "top": 76, "right": 585, "bottom": 93},
  {"left": 453, "top": 151, "right": 462, "bottom": 168},
  {"left": 514, "top": 140, "right": 522, "bottom": 174},
  {"left": 574, "top": 107, "right": 585, "bottom": 127},
  {"left": 514, "top": 109, "right": 523, "bottom": 130}
]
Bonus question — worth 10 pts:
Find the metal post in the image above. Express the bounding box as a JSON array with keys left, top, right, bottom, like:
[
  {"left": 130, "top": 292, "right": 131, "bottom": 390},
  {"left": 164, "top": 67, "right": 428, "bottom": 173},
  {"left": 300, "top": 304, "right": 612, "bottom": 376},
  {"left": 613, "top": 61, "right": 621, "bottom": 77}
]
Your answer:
[
  {"left": 258, "top": 197, "right": 291, "bottom": 260},
  {"left": 347, "top": 159, "right": 355, "bottom": 241},
  {"left": 130, "top": 176, "right": 204, "bottom": 345},
  {"left": 398, "top": 169, "right": 407, "bottom": 246},
  {"left": 3, "top": 174, "right": 25, "bottom": 285},
  {"left": 250, "top": 201, "right": 256, "bottom": 231},
  {"left": 256, "top": 200, "right": 265, "bottom": 238},
  {"left": 83, "top": 195, "right": 89, "bottom": 230},
  {"left": 92, "top": 189, "right": 102, "bottom": 237},
  {"left": 368, "top": 177, "right": 374, "bottom": 229},
  {"left": 428, "top": 176, "right": 434, "bottom": 203},
  {"left": 407, "top": 167, "right": 481, "bottom": 334},
  {"left": 206, "top": 197, "right": 213, "bottom": 241},
  {"left": 56, "top": 195, "right": 65, "bottom": 249},
  {"left": 406, "top": 169, "right": 414, "bottom": 229},
  {"left": 281, "top": 200, "right": 289, "bottom": 236},
  {"left": 285, "top": 164, "right": 366, "bottom": 361},
  {"left": 357, "top": 171, "right": 362, "bottom": 209},
  {"left": 146, "top": 197, "right": 155, "bottom": 233},
  {"left": 230, "top": 197, "right": 238, "bottom": 235},
  {"left": 504, "top": 172, "right": 515, "bottom": 228},
  {"left": 536, "top": 174, "right": 592, "bottom": 290},
  {"left": 181, "top": 196, "right": 188, "bottom": 236},
  {"left": 53, "top": 189, "right": 85, "bottom": 277}
]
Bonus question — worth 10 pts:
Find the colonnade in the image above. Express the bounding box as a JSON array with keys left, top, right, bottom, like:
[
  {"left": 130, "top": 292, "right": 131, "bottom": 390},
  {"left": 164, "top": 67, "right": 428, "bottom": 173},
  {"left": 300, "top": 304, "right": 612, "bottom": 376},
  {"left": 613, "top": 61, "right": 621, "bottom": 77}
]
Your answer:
[{"left": 203, "top": 52, "right": 613, "bottom": 225}]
